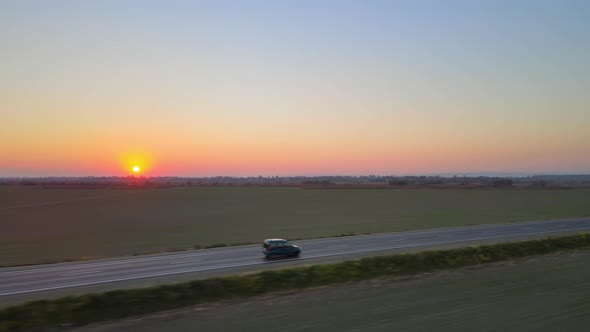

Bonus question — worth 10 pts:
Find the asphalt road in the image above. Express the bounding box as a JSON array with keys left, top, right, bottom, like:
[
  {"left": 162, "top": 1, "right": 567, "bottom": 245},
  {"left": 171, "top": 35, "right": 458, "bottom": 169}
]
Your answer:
[{"left": 2, "top": 217, "right": 590, "bottom": 304}]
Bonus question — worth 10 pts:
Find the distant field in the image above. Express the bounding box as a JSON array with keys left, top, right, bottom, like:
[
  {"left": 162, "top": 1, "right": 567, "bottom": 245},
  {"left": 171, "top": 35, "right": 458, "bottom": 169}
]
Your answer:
[
  {"left": 75, "top": 250, "right": 590, "bottom": 332},
  {"left": 1, "top": 186, "right": 589, "bottom": 266}
]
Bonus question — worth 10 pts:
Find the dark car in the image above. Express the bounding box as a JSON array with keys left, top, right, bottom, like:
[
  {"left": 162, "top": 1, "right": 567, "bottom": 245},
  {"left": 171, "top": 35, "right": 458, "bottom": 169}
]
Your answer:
[{"left": 262, "top": 239, "right": 301, "bottom": 259}]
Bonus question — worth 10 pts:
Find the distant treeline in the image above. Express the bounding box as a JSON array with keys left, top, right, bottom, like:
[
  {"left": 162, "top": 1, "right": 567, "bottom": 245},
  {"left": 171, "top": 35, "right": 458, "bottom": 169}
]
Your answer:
[{"left": 1, "top": 174, "right": 590, "bottom": 188}]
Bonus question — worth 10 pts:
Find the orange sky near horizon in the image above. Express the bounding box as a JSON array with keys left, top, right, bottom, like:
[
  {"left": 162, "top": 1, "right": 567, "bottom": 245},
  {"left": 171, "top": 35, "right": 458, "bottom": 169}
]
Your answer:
[{"left": 1, "top": 1, "right": 589, "bottom": 177}]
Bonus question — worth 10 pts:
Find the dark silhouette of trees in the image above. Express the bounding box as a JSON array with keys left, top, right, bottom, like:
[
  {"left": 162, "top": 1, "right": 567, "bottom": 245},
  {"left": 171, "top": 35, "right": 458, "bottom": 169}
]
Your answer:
[{"left": 493, "top": 179, "right": 513, "bottom": 187}]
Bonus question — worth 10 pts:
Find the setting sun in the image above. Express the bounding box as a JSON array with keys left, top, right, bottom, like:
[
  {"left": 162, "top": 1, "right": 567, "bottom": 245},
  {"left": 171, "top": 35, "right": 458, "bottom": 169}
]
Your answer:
[{"left": 120, "top": 151, "right": 152, "bottom": 176}]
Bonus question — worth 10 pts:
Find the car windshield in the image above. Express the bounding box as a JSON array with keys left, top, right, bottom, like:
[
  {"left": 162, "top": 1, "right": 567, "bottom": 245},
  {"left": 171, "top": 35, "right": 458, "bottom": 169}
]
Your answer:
[{"left": 269, "top": 241, "right": 290, "bottom": 248}]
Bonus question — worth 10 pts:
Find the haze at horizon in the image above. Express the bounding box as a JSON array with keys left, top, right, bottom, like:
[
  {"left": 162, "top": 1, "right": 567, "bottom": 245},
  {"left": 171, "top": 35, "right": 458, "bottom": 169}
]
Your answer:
[{"left": 1, "top": 0, "right": 589, "bottom": 177}]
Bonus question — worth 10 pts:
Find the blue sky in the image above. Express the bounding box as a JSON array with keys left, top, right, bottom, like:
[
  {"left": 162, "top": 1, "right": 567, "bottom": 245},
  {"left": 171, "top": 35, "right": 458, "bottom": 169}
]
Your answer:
[{"left": 1, "top": 0, "right": 589, "bottom": 176}]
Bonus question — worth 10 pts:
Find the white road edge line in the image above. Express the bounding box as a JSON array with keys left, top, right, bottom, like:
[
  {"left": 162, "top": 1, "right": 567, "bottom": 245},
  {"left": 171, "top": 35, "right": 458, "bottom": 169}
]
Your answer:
[
  {"left": 0, "top": 249, "right": 260, "bottom": 277},
  {"left": 59, "top": 270, "right": 103, "bottom": 277},
  {"left": 169, "top": 259, "right": 203, "bottom": 265},
  {"left": 2, "top": 226, "right": 590, "bottom": 297}
]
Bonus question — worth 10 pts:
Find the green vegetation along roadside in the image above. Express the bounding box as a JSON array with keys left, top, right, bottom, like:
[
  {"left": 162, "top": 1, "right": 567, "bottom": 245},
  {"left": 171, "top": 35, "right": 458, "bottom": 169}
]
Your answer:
[
  {"left": 1, "top": 233, "right": 590, "bottom": 332},
  {"left": 2, "top": 186, "right": 590, "bottom": 266},
  {"left": 75, "top": 249, "right": 590, "bottom": 332}
]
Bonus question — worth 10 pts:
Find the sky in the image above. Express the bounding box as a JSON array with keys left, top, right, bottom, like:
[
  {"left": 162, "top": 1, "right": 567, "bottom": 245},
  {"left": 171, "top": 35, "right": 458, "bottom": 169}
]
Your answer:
[{"left": 1, "top": 0, "right": 589, "bottom": 177}]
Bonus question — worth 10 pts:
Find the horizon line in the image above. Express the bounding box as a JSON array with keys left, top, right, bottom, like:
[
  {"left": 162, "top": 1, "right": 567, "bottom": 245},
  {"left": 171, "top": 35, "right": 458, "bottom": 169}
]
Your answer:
[{"left": 2, "top": 172, "right": 590, "bottom": 179}]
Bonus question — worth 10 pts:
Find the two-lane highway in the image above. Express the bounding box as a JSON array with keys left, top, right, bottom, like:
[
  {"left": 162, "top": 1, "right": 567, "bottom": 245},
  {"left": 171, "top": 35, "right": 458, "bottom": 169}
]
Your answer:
[{"left": 2, "top": 217, "right": 590, "bottom": 304}]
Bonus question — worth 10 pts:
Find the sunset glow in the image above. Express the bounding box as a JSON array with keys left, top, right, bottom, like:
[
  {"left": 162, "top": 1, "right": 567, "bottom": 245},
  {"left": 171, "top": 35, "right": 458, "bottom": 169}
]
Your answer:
[{"left": 1, "top": 1, "right": 589, "bottom": 176}]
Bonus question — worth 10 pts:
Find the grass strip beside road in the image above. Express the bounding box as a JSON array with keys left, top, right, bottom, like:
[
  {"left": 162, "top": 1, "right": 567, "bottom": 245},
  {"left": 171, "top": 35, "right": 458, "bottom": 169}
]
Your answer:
[{"left": 2, "top": 233, "right": 590, "bottom": 332}]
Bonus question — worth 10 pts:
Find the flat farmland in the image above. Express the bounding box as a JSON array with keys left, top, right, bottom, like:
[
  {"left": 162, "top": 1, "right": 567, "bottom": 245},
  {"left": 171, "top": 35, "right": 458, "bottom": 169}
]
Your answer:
[{"left": 1, "top": 186, "right": 590, "bottom": 266}]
